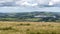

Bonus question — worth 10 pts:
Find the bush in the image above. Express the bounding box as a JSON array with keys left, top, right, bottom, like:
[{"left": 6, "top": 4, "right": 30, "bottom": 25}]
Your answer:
[
  {"left": 30, "top": 32, "right": 35, "bottom": 34},
  {"left": 26, "top": 29, "right": 30, "bottom": 31},
  {"left": 17, "top": 23, "right": 30, "bottom": 26},
  {"left": 36, "top": 32, "right": 41, "bottom": 34},
  {"left": 0, "top": 27, "right": 13, "bottom": 30}
]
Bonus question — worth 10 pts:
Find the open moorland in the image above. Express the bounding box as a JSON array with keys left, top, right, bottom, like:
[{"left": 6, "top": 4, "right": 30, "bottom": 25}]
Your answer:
[{"left": 0, "top": 21, "right": 60, "bottom": 34}]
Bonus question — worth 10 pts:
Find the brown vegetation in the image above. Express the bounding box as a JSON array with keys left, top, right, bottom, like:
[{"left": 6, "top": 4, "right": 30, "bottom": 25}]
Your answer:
[{"left": 0, "top": 21, "right": 60, "bottom": 34}]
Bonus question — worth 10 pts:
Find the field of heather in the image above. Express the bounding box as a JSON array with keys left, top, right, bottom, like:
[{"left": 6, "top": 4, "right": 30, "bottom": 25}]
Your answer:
[{"left": 0, "top": 21, "right": 60, "bottom": 34}]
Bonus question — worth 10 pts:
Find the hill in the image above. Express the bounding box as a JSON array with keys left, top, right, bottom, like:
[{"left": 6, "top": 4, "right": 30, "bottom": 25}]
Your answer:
[{"left": 0, "top": 11, "right": 60, "bottom": 22}]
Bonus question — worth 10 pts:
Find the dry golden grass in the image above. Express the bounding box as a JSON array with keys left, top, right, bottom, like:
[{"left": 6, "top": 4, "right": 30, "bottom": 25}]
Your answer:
[{"left": 0, "top": 21, "right": 60, "bottom": 34}]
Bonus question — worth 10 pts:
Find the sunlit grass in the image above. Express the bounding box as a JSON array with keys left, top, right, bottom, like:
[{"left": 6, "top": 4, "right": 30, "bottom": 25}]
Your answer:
[{"left": 0, "top": 21, "right": 60, "bottom": 34}]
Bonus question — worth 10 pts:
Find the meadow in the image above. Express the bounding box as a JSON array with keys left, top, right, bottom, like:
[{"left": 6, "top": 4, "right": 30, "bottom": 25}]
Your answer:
[{"left": 0, "top": 21, "right": 60, "bottom": 34}]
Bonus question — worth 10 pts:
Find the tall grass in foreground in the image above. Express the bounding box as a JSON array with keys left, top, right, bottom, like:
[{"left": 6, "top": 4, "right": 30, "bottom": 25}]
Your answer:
[{"left": 0, "top": 21, "right": 60, "bottom": 34}]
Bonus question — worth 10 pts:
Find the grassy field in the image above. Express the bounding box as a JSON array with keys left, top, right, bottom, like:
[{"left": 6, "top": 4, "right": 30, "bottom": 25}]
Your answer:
[{"left": 0, "top": 21, "right": 60, "bottom": 34}]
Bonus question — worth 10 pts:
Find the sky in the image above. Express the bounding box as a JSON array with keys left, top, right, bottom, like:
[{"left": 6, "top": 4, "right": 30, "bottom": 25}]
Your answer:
[{"left": 0, "top": 0, "right": 60, "bottom": 13}]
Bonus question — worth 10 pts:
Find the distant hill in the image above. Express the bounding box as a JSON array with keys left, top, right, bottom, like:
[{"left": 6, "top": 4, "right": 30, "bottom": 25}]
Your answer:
[{"left": 0, "top": 11, "right": 60, "bottom": 22}]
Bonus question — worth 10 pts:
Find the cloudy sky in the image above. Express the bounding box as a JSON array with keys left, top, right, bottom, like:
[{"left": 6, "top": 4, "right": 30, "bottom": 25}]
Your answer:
[{"left": 0, "top": 0, "right": 60, "bottom": 13}]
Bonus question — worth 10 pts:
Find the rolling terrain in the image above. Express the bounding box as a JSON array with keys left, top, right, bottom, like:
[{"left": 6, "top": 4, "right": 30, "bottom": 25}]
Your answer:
[
  {"left": 0, "top": 12, "right": 60, "bottom": 22},
  {"left": 0, "top": 21, "right": 60, "bottom": 34}
]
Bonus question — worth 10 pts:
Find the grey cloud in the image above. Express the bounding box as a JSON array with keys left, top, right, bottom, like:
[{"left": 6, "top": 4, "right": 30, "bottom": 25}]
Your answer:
[{"left": 0, "top": 0, "right": 60, "bottom": 7}]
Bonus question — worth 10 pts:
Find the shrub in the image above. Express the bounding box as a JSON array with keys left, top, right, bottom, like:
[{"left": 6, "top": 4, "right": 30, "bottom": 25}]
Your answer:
[
  {"left": 37, "top": 32, "right": 41, "bottom": 34},
  {"left": 51, "top": 32, "right": 56, "bottom": 34},
  {"left": 0, "top": 27, "right": 13, "bottom": 30},
  {"left": 26, "top": 23, "right": 30, "bottom": 26},
  {"left": 26, "top": 29, "right": 30, "bottom": 31},
  {"left": 17, "top": 23, "right": 30, "bottom": 26},
  {"left": 30, "top": 32, "right": 35, "bottom": 34}
]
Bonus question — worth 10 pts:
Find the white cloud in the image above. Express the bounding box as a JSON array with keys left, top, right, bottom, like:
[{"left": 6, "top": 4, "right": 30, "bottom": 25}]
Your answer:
[
  {"left": 0, "top": 0, "right": 16, "bottom": 6},
  {"left": 37, "top": 0, "right": 50, "bottom": 4},
  {"left": 0, "top": 0, "right": 60, "bottom": 7},
  {"left": 16, "top": 0, "right": 38, "bottom": 6},
  {"left": 0, "top": 0, "right": 14, "bottom": 2},
  {"left": 16, "top": 1, "right": 38, "bottom": 6},
  {"left": 49, "top": 2, "right": 53, "bottom": 5},
  {"left": 52, "top": 0, "right": 60, "bottom": 3},
  {"left": 49, "top": 0, "right": 60, "bottom": 6}
]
